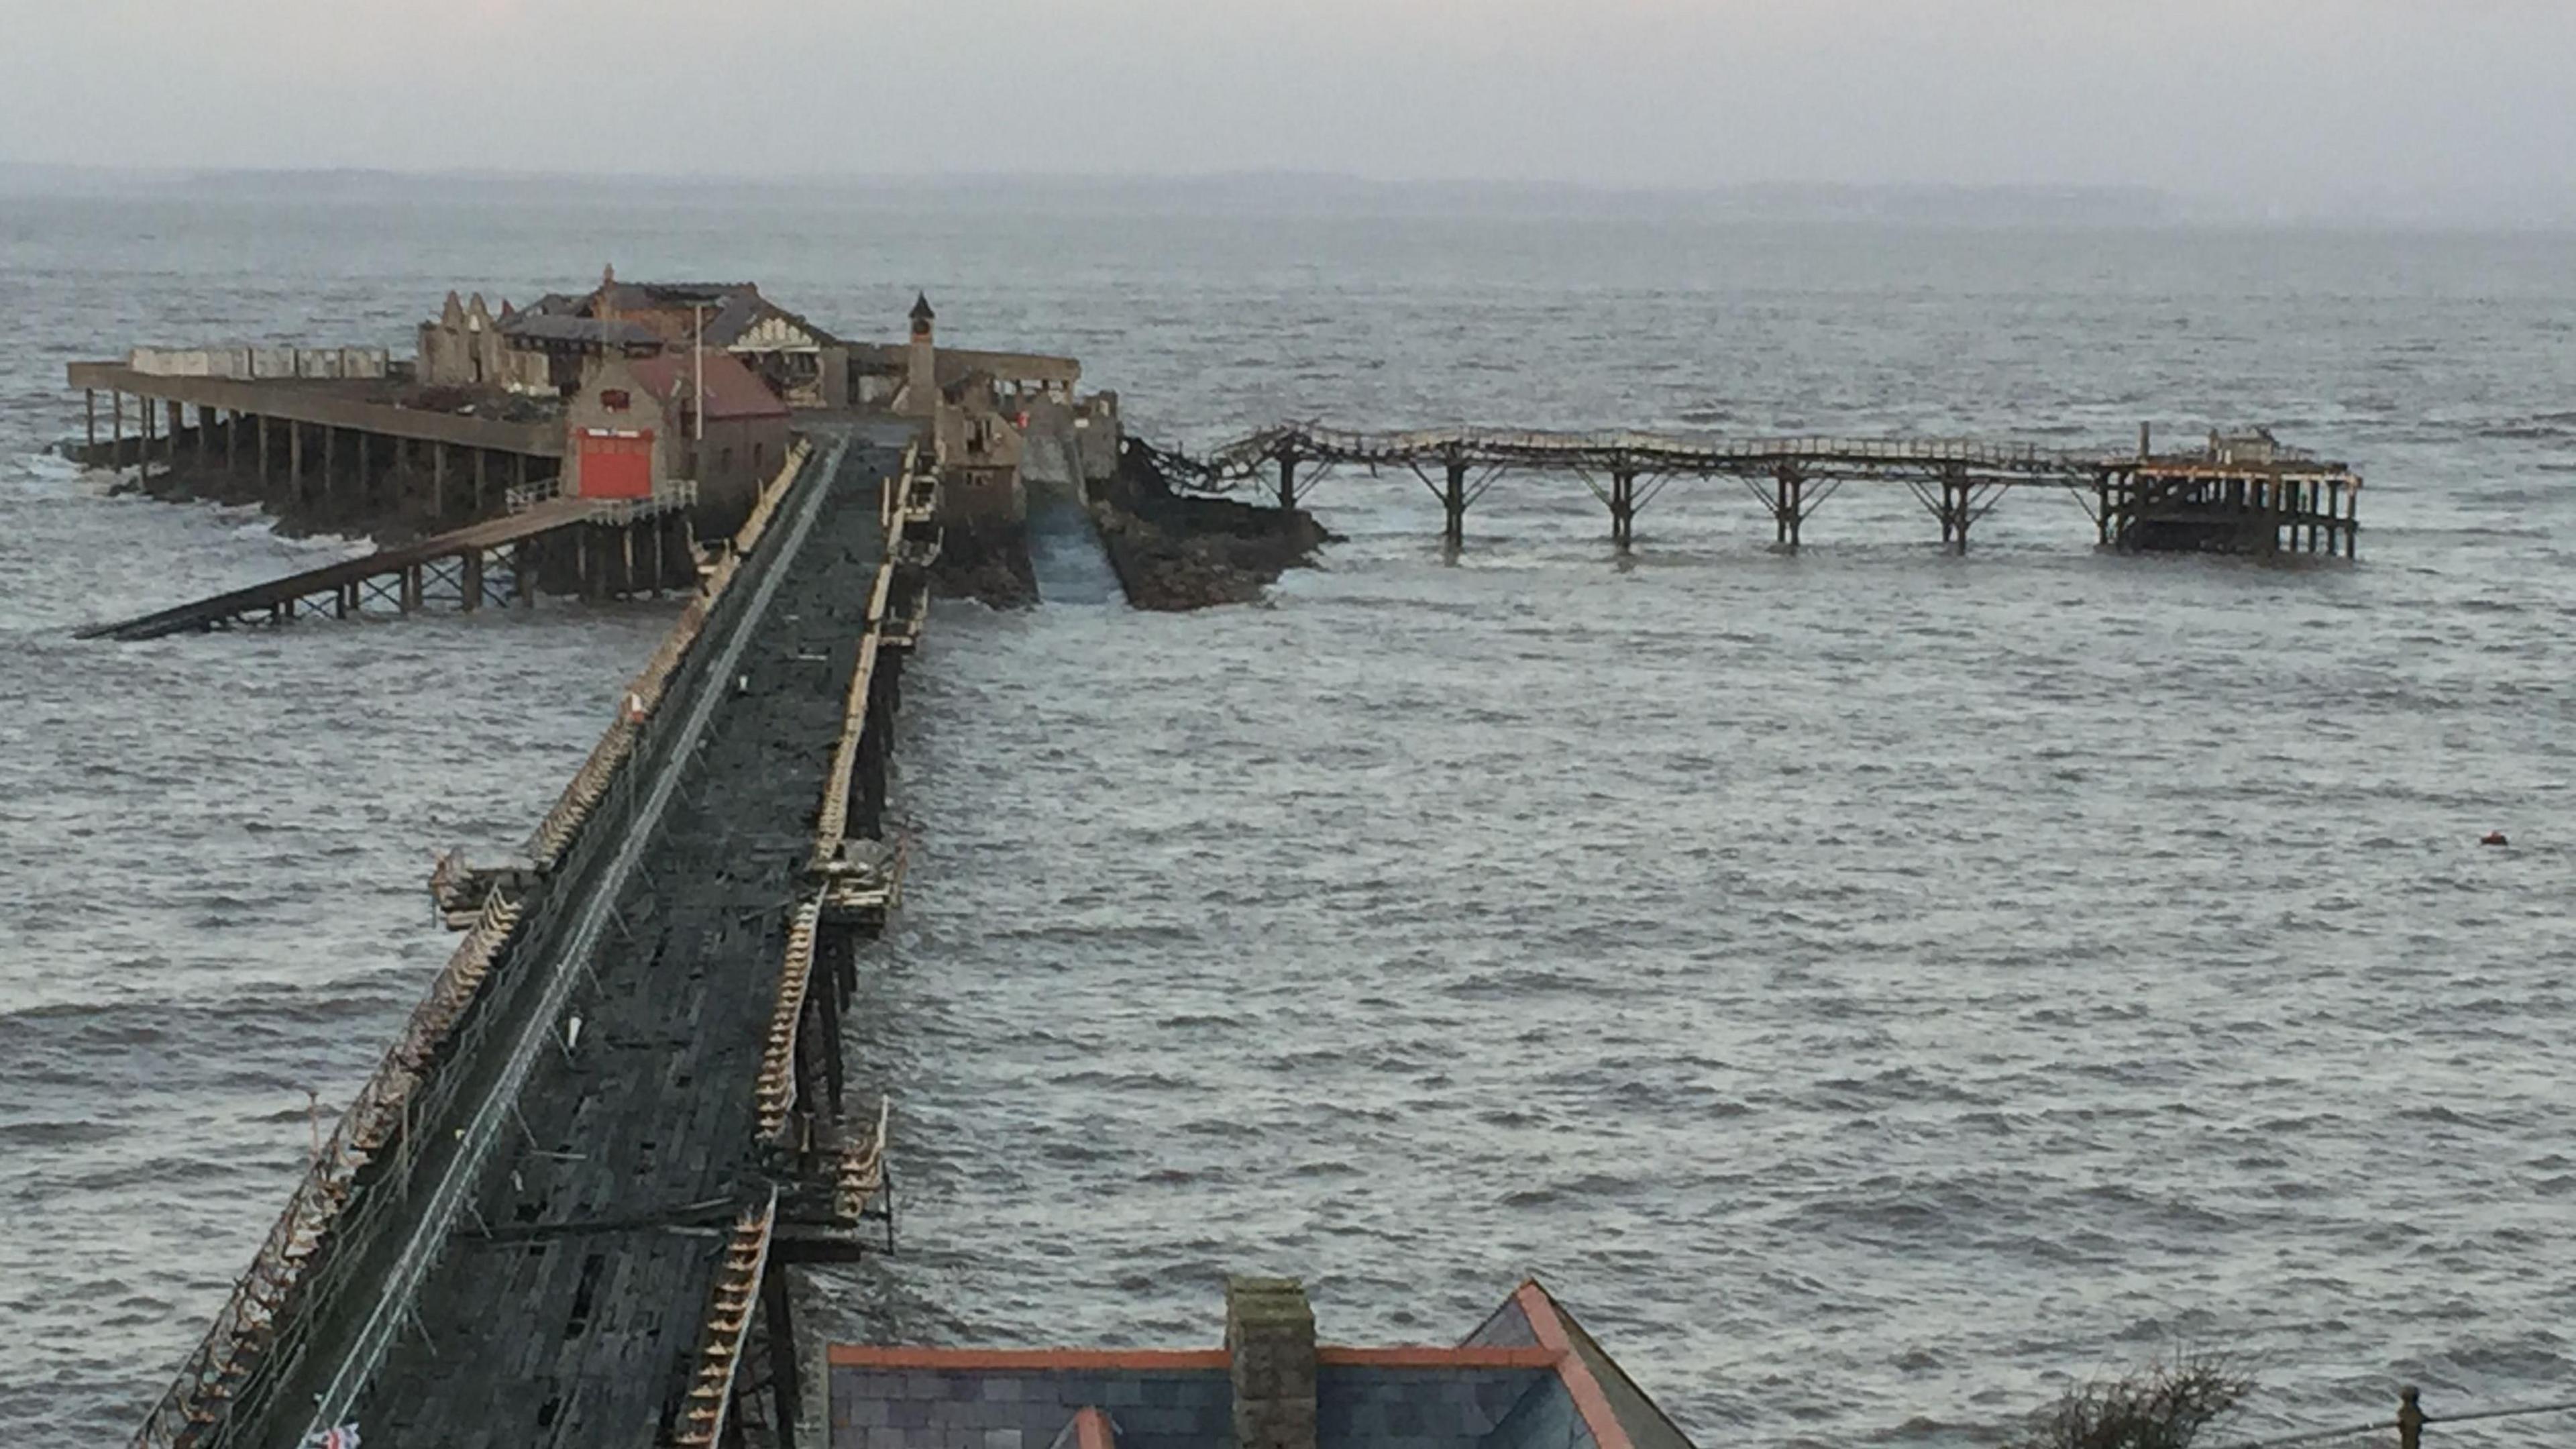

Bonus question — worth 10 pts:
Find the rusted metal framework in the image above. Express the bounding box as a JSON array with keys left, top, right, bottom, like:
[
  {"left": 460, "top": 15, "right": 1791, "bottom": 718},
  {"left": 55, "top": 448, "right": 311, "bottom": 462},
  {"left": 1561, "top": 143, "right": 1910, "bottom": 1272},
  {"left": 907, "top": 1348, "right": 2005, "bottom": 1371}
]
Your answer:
[{"left": 1205, "top": 423, "right": 2364, "bottom": 558}]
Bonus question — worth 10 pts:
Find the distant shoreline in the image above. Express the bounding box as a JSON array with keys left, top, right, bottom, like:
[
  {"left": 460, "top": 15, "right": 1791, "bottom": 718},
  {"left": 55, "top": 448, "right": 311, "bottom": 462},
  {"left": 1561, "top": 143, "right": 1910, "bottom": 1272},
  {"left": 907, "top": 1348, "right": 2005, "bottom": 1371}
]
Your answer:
[{"left": 5, "top": 162, "right": 2574, "bottom": 231}]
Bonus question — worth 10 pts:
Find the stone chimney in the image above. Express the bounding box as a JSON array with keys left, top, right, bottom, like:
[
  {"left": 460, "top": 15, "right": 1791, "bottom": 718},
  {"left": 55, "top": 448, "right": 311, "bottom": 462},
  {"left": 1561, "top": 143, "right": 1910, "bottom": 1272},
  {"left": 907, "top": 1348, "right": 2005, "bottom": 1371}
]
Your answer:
[{"left": 1226, "top": 1277, "right": 1317, "bottom": 1449}]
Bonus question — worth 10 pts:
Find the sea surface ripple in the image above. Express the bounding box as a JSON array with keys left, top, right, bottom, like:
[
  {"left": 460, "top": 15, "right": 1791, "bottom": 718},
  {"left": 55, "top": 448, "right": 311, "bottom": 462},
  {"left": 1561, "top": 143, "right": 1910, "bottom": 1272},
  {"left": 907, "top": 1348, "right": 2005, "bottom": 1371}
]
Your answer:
[{"left": 2, "top": 182, "right": 2571, "bottom": 1446}]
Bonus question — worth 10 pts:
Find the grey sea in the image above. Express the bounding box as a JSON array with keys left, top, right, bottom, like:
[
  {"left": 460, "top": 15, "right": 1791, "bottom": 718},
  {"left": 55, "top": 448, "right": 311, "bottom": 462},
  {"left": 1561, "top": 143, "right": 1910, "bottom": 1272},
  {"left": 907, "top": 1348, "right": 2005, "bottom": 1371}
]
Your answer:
[{"left": 2, "top": 179, "right": 2571, "bottom": 1447}]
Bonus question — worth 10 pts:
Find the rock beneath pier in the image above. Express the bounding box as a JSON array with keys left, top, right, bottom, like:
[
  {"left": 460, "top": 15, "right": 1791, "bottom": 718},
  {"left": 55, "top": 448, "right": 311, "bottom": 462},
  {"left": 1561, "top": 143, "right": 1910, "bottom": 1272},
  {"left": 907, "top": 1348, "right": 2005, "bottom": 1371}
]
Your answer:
[
  {"left": 930, "top": 519, "right": 1038, "bottom": 609},
  {"left": 1090, "top": 437, "right": 1333, "bottom": 610}
]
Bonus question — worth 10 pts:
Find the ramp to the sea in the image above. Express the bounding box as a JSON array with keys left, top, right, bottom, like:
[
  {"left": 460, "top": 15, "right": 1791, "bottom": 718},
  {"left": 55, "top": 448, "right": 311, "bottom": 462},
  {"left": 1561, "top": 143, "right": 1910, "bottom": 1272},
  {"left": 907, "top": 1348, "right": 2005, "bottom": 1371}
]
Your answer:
[
  {"left": 136, "top": 431, "right": 936, "bottom": 1449},
  {"left": 76, "top": 492, "right": 698, "bottom": 641},
  {"left": 1204, "top": 423, "right": 2363, "bottom": 556}
]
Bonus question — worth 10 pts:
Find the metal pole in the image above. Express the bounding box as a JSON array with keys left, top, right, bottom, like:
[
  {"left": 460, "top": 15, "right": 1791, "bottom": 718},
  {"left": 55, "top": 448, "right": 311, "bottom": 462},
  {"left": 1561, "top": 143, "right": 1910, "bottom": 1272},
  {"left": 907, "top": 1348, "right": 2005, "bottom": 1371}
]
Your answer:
[{"left": 693, "top": 302, "right": 708, "bottom": 445}]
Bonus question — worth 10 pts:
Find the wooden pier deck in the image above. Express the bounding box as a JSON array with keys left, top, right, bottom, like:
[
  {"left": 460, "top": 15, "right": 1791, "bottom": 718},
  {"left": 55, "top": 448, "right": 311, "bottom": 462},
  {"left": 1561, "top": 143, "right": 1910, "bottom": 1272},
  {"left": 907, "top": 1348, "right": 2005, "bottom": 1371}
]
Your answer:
[
  {"left": 131, "top": 435, "right": 942, "bottom": 1449},
  {"left": 75, "top": 492, "right": 697, "bottom": 641},
  {"left": 1205, "top": 423, "right": 2364, "bottom": 557}
]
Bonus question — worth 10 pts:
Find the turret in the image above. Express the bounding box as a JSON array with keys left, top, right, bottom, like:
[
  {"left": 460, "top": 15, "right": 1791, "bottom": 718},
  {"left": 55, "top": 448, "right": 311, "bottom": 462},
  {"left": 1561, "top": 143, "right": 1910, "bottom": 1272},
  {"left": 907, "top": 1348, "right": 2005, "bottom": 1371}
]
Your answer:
[{"left": 904, "top": 292, "right": 938, "bottom": 417}]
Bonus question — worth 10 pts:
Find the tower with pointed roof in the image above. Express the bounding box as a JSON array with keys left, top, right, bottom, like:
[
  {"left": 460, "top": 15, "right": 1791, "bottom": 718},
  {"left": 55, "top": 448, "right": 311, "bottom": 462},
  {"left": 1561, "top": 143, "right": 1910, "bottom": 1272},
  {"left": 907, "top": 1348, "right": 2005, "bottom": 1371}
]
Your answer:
[{"left": 903, "top": 292, "right": 938, "bottom": 417}]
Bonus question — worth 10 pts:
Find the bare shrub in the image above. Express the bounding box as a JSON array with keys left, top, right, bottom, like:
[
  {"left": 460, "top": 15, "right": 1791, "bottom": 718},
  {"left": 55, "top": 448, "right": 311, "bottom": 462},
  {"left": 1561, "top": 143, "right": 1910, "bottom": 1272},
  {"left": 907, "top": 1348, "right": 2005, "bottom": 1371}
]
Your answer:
[{"left": 2010, "top": 1354, "right": 2256, "bottom": 1449}]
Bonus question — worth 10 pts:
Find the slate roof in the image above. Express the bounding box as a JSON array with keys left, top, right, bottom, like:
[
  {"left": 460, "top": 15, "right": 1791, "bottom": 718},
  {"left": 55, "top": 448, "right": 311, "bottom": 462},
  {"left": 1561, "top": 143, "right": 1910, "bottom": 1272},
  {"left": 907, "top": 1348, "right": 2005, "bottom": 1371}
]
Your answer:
[
  {"left": 631, "top": 350, "right": 792, "bottom": 421},
  {"left": 500, "top": 313, "right": 664, "bottom": 348},
  {"left": 826, "top": 1282, "right": 1690, "bottom": 1449}
]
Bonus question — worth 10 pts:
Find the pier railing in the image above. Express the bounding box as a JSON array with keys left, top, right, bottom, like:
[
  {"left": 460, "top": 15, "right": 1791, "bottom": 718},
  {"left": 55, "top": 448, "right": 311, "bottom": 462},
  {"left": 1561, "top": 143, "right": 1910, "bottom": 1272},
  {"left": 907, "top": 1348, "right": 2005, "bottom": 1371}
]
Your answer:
[
  {"left": 133, "top": 437, "right": 821, "bottom": 1449},
  {"left": 2205, "top": 1385, "right": 2576, "bottom": 1449},
  {"left": 1189, "top": 420, "right": 2364, "bottom": 559}
]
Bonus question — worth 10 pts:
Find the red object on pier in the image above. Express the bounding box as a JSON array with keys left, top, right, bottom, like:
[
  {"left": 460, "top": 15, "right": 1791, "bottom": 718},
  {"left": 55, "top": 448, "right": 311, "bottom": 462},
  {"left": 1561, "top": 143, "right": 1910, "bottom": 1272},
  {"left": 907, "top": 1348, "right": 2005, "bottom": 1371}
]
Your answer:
[{"left": 576, "top": 427, "right": 654, "bottom": 499}]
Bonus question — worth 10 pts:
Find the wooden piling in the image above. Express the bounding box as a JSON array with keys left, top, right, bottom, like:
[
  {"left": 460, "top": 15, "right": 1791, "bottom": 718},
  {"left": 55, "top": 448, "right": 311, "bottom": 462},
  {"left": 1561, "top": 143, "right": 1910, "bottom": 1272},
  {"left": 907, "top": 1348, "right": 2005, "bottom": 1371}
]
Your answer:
[
  {"left": 763, "top": 1267, "right": 803, "bottom": 1448},
  {"left": 84, "top": 389, "right": 95, "bottom": 457},
  {"left": 1442, "top": 457, "right": 1466, "bottom": 550}
]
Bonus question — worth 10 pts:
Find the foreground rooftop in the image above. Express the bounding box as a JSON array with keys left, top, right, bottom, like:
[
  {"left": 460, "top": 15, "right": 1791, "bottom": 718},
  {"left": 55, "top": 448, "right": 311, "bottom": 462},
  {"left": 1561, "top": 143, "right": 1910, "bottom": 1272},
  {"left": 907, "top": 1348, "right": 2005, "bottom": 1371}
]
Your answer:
[{"left": 828, "top": 1278, "right": 1693, "bottom": 1449}]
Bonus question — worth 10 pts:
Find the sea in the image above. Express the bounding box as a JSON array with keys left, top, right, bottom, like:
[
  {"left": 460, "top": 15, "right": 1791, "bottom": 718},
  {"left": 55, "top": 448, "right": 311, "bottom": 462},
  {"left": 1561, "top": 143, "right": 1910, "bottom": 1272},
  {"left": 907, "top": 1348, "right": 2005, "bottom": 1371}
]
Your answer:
[{"left": 1, "top": 177, "right": 2571, "bottom": 1448}]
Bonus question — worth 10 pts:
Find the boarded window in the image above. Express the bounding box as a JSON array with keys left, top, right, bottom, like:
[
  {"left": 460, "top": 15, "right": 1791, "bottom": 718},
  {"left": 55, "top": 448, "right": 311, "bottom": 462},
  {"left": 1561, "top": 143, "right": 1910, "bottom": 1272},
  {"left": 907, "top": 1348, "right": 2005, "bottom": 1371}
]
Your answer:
[{"left": 600, "top": 388, "right": 631, "bottom": 411}]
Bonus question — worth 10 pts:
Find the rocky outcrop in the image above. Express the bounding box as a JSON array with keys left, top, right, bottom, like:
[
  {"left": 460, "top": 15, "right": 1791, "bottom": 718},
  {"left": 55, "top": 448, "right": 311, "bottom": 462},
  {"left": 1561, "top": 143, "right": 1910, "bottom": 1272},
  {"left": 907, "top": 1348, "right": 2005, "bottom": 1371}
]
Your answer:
[
  {"left": 1089, "top": 438, "right": 1332, "bottom": 610},
  {"left": 929, "top": 519, "right": 1038, "bottom": 609}
]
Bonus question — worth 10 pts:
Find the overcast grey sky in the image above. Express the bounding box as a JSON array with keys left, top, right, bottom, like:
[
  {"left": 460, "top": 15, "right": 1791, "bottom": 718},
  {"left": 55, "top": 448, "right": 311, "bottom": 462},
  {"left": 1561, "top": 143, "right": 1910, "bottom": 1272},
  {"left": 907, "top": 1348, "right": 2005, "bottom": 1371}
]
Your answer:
[{"left": 7, "top": 1, "right": 2574, "bottom": 207}]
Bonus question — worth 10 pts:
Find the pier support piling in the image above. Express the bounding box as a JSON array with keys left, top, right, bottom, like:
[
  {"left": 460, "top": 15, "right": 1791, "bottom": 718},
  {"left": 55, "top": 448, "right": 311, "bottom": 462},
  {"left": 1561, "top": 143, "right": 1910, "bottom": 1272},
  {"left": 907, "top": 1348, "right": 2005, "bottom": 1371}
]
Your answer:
[
  {"left": 1277, "top": 453, "right": 1298, "bottom": 513},
  {"left": 1609, "top": 468, "right": 1637, "bottom": 551},
  {"left": 762, "top": 1268, "right": 803, "bottom": 1449},
  {"left": 1442, "top": 458, "right": 1467, "bottom": 551},
  {"left": 111, "top": 391, "right": 123, "bottom": 467},
  {"left": 1768, "top": 466, "right": 1807, "bottom": 550},
  {"left": 84, "top": 389, "right": 95, "bottom": 458}
]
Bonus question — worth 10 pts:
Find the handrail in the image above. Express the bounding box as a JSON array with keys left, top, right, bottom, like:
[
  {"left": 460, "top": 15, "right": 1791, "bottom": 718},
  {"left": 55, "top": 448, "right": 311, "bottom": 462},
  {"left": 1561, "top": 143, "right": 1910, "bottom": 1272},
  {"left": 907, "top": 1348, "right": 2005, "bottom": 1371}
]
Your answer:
[
  {"left": 133, "top": 888, "right": 524, "bottom": 1448},
  {"left": 670, "top": 1190, "right": 781, "bottom": 1449}
]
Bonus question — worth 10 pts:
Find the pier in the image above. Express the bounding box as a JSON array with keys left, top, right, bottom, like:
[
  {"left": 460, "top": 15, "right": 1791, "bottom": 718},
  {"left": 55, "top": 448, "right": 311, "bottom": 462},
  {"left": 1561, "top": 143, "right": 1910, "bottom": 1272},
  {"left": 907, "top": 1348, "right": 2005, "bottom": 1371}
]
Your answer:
[
  {"left": 1206, "top": 423, "right": 2363, "bottom": 557},
  {"left": 70, "top": 358, "right": 565, "bottom": 523},
  {"left": 74, "top": 490, "right": 699, "bottom": 641},
  {"left": 134, "top": 429, "right": 937, "bottom": 1449}
]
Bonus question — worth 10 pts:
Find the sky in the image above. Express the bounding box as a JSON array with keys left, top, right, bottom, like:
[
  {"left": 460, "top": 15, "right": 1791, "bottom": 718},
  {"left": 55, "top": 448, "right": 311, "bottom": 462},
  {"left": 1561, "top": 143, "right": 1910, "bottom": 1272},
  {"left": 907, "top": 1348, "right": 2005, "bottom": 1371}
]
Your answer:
[{"left": 5, "top": 0, "right": 2575, "bottom": 213}]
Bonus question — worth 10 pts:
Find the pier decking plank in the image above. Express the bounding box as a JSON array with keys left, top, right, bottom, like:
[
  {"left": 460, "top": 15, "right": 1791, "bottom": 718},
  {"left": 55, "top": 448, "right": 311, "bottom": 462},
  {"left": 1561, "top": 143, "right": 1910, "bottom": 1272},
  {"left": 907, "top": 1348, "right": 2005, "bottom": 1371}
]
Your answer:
[{"left": 341, "top": 447, "right": 891, "bottom": 1444}]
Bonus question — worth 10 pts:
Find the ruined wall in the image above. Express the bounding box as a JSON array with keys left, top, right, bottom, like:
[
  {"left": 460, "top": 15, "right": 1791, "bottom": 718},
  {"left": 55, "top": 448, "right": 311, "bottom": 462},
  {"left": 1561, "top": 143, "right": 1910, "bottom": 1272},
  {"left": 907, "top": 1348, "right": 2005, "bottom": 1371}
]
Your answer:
[
  {"left": 418, "top": 293, "right": 549, "bottom": 393},
  {"left": 674, "top": 414, "right": 788, "bottom": 536}
]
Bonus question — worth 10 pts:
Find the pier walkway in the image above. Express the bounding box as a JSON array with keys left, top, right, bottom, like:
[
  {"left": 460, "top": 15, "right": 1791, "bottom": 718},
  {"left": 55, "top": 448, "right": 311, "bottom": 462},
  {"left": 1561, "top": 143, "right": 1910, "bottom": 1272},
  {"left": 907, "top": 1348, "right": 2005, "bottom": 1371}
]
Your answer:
[
  {"left": 76, "top": 491, "right": 698, "bottom": 641},
  {"left": 1205, "top": 423, "right": 2363, "bottom": 556},
  {"left": 136, "top": 429, "right": 939, "bottom": 1449}
]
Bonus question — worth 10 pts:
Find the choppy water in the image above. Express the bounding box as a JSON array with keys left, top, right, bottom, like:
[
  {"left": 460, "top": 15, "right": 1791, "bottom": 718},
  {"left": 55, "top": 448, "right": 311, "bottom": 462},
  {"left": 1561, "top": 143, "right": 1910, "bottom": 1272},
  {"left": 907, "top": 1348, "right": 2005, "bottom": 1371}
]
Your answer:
[{"left": 4, "top": 182, "right": 2574, "bottom": 1447}]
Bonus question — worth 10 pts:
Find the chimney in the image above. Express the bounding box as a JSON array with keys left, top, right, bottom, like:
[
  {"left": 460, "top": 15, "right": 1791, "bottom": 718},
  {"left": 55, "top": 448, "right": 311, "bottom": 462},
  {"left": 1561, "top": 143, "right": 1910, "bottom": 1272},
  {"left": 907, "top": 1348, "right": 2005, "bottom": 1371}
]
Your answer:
[{"left": 1226, "top": 1277, "right": 1317, "bottom": 1449}]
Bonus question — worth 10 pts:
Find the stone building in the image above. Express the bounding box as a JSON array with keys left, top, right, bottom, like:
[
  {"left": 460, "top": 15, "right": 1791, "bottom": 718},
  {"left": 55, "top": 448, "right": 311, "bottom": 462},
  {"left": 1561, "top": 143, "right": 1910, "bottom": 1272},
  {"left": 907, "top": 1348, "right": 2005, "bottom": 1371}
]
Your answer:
[
  {"left": 560, "top": 347, "right": 792, "bottom": 535},
  {"left": 418, "top": 268, "right": 850, "bottom": 407},
  {"left": 825, "top": 1278, "right": 1693, "bottom": 1449}
]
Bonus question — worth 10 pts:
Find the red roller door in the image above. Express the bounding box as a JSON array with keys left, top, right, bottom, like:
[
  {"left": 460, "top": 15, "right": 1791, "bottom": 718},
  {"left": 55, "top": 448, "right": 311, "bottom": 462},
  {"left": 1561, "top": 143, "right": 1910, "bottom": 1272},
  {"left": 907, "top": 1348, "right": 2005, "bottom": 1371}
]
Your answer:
[{"left": 577, "top": 428, "right": 655, "bottom": 499}]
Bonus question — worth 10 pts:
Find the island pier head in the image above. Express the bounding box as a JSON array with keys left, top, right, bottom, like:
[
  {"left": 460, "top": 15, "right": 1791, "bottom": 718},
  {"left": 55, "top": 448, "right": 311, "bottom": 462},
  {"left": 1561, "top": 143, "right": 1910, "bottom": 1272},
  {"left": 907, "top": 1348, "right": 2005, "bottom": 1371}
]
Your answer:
[{"left": 1214, "top": 423, "right": 2363, "bottom": 557}]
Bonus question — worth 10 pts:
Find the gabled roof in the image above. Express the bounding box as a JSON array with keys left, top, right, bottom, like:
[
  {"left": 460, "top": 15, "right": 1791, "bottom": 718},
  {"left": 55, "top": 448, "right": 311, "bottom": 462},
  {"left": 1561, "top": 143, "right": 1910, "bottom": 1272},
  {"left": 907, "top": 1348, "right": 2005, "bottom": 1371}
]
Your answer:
[
  {"left": 824, "top": 1279, "right": 1693, "bottom": 1449},
  {"left": 502, "top": 313, "right": 663, "bottom": 348},
  {"left": 631, "top": 349, "right": 791, "bottom": 421}
]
